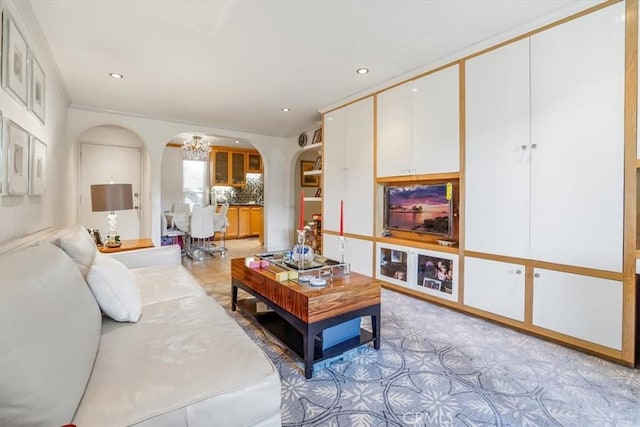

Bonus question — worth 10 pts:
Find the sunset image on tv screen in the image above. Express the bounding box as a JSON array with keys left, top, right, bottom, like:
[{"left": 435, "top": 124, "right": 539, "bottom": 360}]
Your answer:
[{"left": 386, "top": 184, "right": 451, "bottom": 235}]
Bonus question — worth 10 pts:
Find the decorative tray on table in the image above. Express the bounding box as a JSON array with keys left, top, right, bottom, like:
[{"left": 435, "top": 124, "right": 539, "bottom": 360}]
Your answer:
[{"left": 256, "top": 251, "right": 350, "bottom": 283}]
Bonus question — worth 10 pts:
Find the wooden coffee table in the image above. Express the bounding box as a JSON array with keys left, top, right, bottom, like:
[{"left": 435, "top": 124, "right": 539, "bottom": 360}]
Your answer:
[{"left": 231, "top": 258, "right": 381, "bottom": 378}]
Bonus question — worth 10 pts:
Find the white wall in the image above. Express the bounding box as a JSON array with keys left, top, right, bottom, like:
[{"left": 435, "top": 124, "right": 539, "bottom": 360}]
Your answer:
[
  {"left": 161, "top": 146, "right": 183, "bottom": 212},
  {"left": 67, "top": 107, "right": 294, "bottom": 251},
  {"left": 0, "top": 0, "right": 71, "bottom": 242}
]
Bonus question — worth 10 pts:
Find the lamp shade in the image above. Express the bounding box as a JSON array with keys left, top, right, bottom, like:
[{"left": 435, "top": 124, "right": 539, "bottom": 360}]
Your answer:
[{"left": 90, "top": 184, "right": 133, "bottom": 212}]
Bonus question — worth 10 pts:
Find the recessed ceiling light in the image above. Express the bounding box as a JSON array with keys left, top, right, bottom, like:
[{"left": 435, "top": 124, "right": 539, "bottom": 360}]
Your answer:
[
  {"left": 234, "top": 140, "right": 240, "bottom": 144},
  {"left": 356, "top": 68, "right": 369, "bottom": 74},
  {"left": 281, "top": 107, "right": 291, "bottom": 112},
  {"left": 109, "top": 72, "right": 124, "bottom": 79}
]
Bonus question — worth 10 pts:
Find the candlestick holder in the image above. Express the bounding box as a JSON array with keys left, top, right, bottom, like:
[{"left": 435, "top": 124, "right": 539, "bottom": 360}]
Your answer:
[
  {"left": 297, "top": 229, "right": 306, "bottom": 271},
  {"left": 338, "top": 235, "right": 346, "bottom": 264}
]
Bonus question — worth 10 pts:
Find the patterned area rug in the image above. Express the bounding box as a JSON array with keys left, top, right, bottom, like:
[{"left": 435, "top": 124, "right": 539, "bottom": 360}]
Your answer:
[{"left": 208, "top": 284, "right": 640, "bottom": 426}]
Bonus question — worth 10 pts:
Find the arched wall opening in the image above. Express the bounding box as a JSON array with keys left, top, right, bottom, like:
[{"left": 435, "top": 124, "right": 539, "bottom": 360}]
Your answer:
[{"left": 75, "top": 124, "right": 151, "bottom": 239}]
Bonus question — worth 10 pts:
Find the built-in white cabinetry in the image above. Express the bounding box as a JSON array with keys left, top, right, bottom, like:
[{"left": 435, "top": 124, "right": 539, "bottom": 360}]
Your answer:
[
  {"left": 532, "top": 269, "right": 622, "bottom": 350},
  {"left": 323, "top": 234, "right": 373, "bottom": 277},
  {"left": 376, "top": 242, "right": 458, "bottom": 303},
  {"left": 463, "top": 257, "right": 525, "bottom": 322},
  {"left": 529, "top": 4, "right": 624, "bottom": 272},
  {"left": 323, "top": 97, "right": 374, "bottom": 237},
  {"left": 465, "top": 4, "right": 624, "bottom": 273},
  {"left": 377, "top": 65, "right": 459, "bottom": 178},
  {"left": 465, "top": 38, "right": 531, "bottom": 260}
]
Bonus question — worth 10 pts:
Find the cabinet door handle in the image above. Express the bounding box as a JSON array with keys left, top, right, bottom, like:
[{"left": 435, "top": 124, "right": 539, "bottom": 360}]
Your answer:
[
  {"left": 515, "top": 269, "right": 522, "bottom": 275},
  {"left": 534, "top": 273, "right": 540, "bottom": 278},
  {"left": 531, "top": 143, "right": 538, "bottom": 149},
  {"left": 520, "top": 145, "right": 528, "bottom": 150}
]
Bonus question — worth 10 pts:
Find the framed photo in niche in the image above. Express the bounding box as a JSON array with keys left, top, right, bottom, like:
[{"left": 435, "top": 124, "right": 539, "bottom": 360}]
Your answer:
[
  {"left": 7, "top": 121, "right": 29, "bottom": 195},
  {"left": 311, "top": 128, "right": 322, "bottom": 144},
  {"left": 2, "top": 13, "right": 28, "bottom": 105},
  {"left": 29, "top": 136, "right": 46, "bottom": 195},
  {"left": 301, "top": 160, "right": 319, "bottom": 187},
  {"left": 29, "top": 55, "right": 45, "bottom": 123}
]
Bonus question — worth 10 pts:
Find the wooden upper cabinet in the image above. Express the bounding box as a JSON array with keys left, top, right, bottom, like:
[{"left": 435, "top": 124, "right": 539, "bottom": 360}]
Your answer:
[
  {"left": 246, "top": 152, "right": 263, "bottom": 173},
  {"left": 212, "top": 150, "right": 229, "bottom": 186},
  {"left": 231, "top": 152, "right": 246, "bottom": 186},
  {"left": 211, "top": 149, "right": 247, "bottom": 186}
]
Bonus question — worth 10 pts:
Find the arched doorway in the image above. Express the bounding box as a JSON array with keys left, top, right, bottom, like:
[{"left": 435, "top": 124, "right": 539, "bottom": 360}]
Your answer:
[
  {"left": 160, "top": 133, "right": 265, "bottom": 250},
  {"left": 77, "top": 125, "right": 149, "bottom": 240}
]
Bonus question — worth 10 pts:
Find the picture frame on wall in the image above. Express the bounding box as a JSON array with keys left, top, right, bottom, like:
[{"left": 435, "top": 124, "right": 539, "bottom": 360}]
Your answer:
[
  {"left": 301, "top": 160, "right": 319, "bottom": 187},
  {"left": 29, "top": 136, "right": 46, "bottom": 195},
  {"left": 311, "top": 128, "right": 322, "bottom": 145},
  {"left": 7, "top": 121, "right": 29, "bottom": 195},
  {"left": 29, "top": 55, "right": 45, "bottom": 123},
  {"left": 2, "top": 12, "right": 29, "bottom": 106}
]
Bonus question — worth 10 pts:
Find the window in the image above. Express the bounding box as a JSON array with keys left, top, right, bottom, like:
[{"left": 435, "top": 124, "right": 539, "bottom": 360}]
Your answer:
[{"left": 183, "top": 159, "right": 208, "bottom": 209}]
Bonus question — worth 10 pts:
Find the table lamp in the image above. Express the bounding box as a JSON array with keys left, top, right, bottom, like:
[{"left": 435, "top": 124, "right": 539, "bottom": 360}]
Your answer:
[{"left": 90, "top": 183, "right": 133, "bottom": 247}]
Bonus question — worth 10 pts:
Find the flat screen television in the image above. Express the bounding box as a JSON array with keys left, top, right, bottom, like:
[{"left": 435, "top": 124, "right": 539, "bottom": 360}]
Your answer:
[{"left": 384, "top": 183, "right": 452, "bottom": 237}]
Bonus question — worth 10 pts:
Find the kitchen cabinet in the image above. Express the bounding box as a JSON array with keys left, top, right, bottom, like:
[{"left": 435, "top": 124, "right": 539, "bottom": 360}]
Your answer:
[
  {"left": 246, "top": 152, "right": 262, "bottom": 173},
  {"left": 323, "top": 96, "right": 374, "bottom": 237},
  {"left": 211, "top": 149, "right": 246, "bottom": 186},
  {"left": 250, "top": 206, "right": 262, "bottom": 237},
  {"left": 222, "top": 206, "right": 238, "bottom": 239},
  {"left": 377, "top": 64, "right": 459, "bottom": 178},
  {"left": 238, "top": 207, "right": 251, "bottom": 238},
  {"left": 465, "top": 4, "right": 624, "bottom": 272}
]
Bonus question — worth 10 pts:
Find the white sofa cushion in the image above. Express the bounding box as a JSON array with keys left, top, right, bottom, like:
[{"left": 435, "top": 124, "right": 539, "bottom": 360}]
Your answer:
[
  {"left": 0, "top": 243, "right": 102, "bottom": 426},
  {"left": 73, "top": 296, "right": 281, "bottom": 426},
  {"left": 58, "top": 224, "right": 98, "bottom": 278},
  {"left": 130, "top": 264, "right": 205, "bottom": 306},
  {"left": 87, "top": 252, "right": 142, "bottom": 322}
]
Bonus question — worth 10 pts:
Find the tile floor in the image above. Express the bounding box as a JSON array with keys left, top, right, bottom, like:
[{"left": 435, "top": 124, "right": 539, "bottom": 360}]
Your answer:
[{"left": 181, "top": 237, "right": 264, "bottom": 294}]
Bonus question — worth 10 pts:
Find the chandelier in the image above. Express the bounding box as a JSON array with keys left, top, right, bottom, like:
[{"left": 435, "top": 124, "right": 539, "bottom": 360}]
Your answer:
[{"left": 182, "top": 135, "right": 211, "bottom": 160}]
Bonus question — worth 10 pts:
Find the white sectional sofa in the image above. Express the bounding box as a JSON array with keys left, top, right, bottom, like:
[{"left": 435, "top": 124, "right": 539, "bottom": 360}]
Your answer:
[{"left": 0, "top": 226, "right": 281, "bottom": 427}]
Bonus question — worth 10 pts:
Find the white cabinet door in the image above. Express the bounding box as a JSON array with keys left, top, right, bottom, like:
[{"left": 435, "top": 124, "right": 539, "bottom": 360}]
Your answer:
[
  {"left": 465, "top": 39, "right": 531, "bottom": 258},
  {"left": 345, "top": 97, "right": 374, "bottom": 237},
  {"left": 412, "top": 64, "right": 460, "bottom": 174},
  {"left": 324, "top": 234, "right": 373, "bottom": 277},
  {"left": 532, "top": 268, "right": 622, "bottom": 350},
  {"left": 463, "top": 257, "right": 525, "bottom": 322},
  {"left": 323, "top": 107, "right": 347, "bottom": 233},
  {"left": 376, "top": 82, "right": 412, "bottom": 177},
  {"left": 530, "top": 3, "right": 624, "bottom": 272}
]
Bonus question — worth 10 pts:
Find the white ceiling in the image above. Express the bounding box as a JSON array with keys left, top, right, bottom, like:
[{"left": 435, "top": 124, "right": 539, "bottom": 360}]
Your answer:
[{"left": 29, "top": 0, "right": 601, "bottom": 138}]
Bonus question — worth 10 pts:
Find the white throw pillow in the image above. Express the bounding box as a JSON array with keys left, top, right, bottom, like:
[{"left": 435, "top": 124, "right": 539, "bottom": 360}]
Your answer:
[
  {"left": 87, "top": 252, "right": 141, "bottom": 322},
  {"left": 58, "top": 224, "right": 98, "bottom": 278}
]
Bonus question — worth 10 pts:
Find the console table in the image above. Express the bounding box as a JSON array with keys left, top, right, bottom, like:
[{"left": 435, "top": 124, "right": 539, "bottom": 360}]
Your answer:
[
  {"left": 230, "top": 258, "right": 381, "bottom": 378},
  {"left": 98, "top": 238, "right": 154, "bottom": 254}
]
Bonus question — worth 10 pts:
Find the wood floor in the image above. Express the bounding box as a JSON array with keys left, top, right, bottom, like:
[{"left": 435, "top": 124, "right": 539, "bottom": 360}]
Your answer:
[{"left": 181, "top": 237, "right": 264, "bottom": 294}]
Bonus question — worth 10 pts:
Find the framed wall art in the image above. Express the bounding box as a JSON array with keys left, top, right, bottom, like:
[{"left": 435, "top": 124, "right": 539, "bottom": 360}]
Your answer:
[
  {"left": 301, "top": 160, "right": 319, "bottom": 187},
  {"left": 2, "top": 12, "right": 29, "bottom": 106},
  {"left": 7, "top": 120, "right": 29, "bottom": 195},
  {"left": 29, "top": 55, "right": 45, "bottom": 123},
  {"left": 311, "top": 128, "right": 322, "bottom": 145},
  {"left": 29, "top": 136, "right": 46, "bottom": 195}
]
